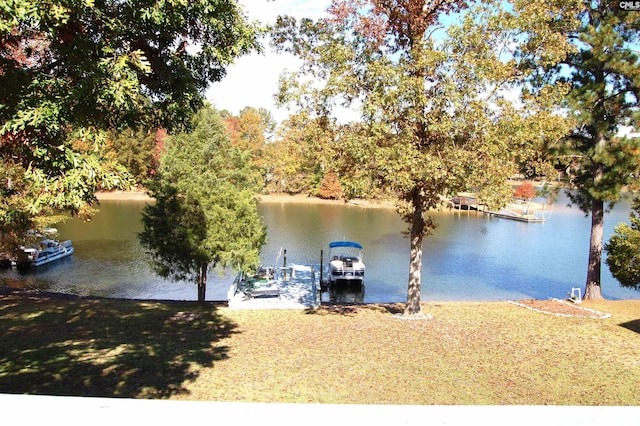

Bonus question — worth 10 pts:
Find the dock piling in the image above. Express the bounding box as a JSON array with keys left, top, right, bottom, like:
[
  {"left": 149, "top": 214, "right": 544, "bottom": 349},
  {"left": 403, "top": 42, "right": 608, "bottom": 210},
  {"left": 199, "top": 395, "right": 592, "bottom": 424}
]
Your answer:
[
  {"left": 320, "top": 249, "right": 323, "bottom": 285},
  {"left": 283, "top": 249, "right": 287, "bottom": 281}
]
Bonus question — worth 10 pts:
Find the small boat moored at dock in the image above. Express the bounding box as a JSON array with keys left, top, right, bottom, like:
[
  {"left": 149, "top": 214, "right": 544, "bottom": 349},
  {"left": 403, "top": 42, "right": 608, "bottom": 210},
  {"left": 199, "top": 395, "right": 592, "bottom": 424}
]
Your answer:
[
  {"left": 17, "top": 239, "right": 74, "bottom": 268},
  {"left": 328, "top": 241, "right": 365, "bottom": 285}
]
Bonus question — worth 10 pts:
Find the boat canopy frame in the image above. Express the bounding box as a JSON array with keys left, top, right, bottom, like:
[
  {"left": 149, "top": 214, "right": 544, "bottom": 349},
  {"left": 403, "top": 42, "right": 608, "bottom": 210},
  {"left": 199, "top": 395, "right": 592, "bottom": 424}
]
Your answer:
[{"left": 329, "top": 241, "right": 363, "bottom": 250}]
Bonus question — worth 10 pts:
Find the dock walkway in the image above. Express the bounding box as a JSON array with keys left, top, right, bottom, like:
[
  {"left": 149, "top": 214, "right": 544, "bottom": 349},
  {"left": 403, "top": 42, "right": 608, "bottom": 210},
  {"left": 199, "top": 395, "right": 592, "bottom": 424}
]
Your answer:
[
  {"left": 448, "top": 194, "right": 550, "bottom": 223},
  {"left": 227, "top": 264, "right": 321, "bottom": 310}
]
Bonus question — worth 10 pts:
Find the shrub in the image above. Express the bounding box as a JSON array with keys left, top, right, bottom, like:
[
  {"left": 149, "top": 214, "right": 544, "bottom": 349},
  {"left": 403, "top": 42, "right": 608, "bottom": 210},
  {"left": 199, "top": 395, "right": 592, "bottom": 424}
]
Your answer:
[
  {"left": 319, "top": 172, "right": 343, "bottom": 199},
  {"left": 605, "top": 198, "right": 640, "bottom": 290},
  {"left": 513, "top": 182, "right": 536, "bottom": 200}
]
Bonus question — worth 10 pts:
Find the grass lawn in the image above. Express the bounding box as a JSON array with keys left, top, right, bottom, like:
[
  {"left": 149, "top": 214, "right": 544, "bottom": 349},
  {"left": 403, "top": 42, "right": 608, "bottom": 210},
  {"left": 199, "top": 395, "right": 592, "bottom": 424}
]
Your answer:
[{"left": 1, "top": 288, "right": 639, "bottom": 405}]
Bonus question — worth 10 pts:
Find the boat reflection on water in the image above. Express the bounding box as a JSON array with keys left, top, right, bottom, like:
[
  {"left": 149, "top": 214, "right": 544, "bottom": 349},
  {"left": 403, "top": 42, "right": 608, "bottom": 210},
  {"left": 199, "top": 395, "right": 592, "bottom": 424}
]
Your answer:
[{"left": 325, "top": 282, "right": 365, "bottom": 304}]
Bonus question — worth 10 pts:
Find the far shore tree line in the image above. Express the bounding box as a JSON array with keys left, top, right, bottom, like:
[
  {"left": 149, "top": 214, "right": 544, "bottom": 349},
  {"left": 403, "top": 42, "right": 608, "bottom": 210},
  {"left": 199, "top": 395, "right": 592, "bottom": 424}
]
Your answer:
[
  {"left": 102, "top": 110, "right": 559, "bottom": 200},
  {"left": 1, "top": 0, "right": 638, "bottom": 310}
]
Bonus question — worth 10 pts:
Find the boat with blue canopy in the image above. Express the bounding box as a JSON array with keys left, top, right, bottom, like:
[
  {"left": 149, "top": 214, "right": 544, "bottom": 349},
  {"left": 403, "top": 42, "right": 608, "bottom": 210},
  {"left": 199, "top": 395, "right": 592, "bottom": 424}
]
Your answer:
[{"left": 328, "top": 241, "right": 365, "bottom": 285}]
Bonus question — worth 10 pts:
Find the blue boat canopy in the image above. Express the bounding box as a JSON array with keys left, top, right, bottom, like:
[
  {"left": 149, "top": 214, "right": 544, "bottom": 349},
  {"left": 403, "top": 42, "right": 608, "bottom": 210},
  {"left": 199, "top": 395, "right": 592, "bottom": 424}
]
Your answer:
[{"left": 329, "top": 241, "right": 363, "bottom": 249}]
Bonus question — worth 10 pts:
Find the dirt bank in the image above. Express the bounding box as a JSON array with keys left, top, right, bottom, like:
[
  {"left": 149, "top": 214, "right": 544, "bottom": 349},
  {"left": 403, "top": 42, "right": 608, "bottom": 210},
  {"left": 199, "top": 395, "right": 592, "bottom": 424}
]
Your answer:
[
  {"left": 257, "top": 193, "right": 396, "bottom": 209},
  {"left": 96, "top": 190, "right": 549, "bottom": 214},
  {"left": 96, "top": 190, "right": 397, "bottom": 209},
  {"left": 96, "top": 190, "right": 152, "bottom": 201}
]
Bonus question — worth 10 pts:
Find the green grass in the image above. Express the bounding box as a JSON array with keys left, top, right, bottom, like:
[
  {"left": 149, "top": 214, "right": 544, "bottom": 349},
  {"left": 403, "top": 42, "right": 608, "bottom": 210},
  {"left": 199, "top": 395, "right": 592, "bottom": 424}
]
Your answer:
[{"left": 1, "top": 289, "right": 639, "bottom": 405}]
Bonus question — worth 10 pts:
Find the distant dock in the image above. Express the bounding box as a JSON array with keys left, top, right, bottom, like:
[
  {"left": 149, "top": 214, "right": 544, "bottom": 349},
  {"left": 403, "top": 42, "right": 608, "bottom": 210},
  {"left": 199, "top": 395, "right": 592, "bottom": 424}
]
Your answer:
[
  {"left": 448, "top": 194, "right": 550, "bottom": 223},
  {"left": 486, "top": 209, "right": 547, "bottom": 223},
  {"left": 450, "top": 195, "right": 481, "bottom": 211}
]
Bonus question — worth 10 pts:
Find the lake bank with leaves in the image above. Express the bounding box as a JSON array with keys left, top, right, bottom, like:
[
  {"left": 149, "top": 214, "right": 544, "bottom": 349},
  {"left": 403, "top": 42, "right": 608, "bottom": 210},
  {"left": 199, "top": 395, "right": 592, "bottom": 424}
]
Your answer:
[
  {"left": 96, "top": 189, "right": 397, "bottom": 208},
  {"left": 97, "top": 189, "right": 548, "bottom": 212}
]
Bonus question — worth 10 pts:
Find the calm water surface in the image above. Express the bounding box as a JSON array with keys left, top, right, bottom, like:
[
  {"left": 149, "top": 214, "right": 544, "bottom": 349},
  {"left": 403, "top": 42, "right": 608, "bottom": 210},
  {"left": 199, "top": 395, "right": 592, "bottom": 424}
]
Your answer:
[{"left": 2, "top": 193, "right": 639, "bottom": 302}]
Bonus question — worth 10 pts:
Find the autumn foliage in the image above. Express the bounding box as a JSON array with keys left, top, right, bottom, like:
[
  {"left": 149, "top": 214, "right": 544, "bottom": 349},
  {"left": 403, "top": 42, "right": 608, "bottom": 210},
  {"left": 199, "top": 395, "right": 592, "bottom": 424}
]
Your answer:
[
  {"left": 319, "top": 172, "right": 343, "bottom": 199},
  {"left": 513, "top": 182, "right": 536, "bottom": 200}
]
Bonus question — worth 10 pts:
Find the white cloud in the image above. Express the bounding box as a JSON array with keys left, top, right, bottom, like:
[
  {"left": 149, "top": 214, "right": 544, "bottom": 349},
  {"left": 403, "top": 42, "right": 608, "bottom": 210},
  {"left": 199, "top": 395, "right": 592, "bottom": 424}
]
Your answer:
[{"left": 206, "top": 0, "right": 331, "bottom": 123}]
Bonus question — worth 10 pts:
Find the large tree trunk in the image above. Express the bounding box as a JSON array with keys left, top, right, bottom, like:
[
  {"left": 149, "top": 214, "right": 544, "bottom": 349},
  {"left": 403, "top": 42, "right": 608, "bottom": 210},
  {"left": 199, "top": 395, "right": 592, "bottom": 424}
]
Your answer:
[
  {"left": 404, "top": 199, "right": 425, "bottom": 316},
  {"left": 197, "top": 262, "right": 207, "bottom": 303},
  {"left": 584, "top": 198, "right": 604, "bottom": 300}
]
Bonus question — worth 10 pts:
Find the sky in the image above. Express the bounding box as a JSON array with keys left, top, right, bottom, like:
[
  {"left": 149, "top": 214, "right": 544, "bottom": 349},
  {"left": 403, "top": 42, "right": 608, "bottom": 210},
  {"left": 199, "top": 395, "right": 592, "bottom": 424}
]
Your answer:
[
  {"left": 205, "top": 0, "right": 331, "bottom": 124},
  {"left": 206, "top": 1, "right": 638, "bottom": 136}
]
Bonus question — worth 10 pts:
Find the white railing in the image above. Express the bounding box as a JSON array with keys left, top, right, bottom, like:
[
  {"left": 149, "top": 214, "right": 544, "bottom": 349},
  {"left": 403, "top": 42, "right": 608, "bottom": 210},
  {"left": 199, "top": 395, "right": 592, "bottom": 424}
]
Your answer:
[{"left": 228, "top": 271, "right": 244, "bottom": 300}]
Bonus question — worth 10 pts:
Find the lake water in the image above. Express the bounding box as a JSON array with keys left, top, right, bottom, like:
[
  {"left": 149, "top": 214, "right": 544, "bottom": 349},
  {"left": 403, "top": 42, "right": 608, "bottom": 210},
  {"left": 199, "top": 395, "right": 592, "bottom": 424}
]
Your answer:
[{"left": 2, "top": 192, "right": 640, "bottom": 302}]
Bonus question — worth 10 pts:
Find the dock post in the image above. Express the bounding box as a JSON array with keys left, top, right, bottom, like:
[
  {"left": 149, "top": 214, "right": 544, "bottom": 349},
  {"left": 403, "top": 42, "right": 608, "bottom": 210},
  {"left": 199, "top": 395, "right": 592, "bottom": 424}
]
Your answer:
[
  {"left": 283, "top": 249, "right": 287, "bottom": 281},
  {"left": 320, "top": 249, "right": 323, "bottom": 285}
]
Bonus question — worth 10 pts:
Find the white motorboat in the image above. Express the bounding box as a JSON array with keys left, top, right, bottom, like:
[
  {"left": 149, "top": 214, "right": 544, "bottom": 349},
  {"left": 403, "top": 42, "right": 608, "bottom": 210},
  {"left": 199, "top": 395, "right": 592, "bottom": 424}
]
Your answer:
[
  {"left": 328, "top": 241, "right": 365, "bottom": 285},
  {"left": 18, "top": 239, "right": 74, "bottom": 267}
]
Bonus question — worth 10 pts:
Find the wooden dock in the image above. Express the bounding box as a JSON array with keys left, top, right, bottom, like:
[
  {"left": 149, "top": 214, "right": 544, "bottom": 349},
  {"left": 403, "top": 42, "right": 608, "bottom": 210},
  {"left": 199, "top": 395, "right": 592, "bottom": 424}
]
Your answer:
[
  {"left": 487, "top": 210, "right": 546, "bottom": 223},
  {"left": 449, "top": 194, "right": 549, "bottom": 223},
  {"left": 227, "top": 264, "right": 321, "bottom": 310},
  {"left": 450, "top": 195, "right": 481, "bottom": 211}
]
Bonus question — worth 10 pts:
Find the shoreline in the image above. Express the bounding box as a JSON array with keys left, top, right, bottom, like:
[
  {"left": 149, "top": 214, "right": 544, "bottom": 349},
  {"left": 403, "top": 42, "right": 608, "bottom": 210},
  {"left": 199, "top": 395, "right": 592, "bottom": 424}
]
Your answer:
[
  {"left": 96, "top": 189, "right": 152, "bottom": 201},
  {"left": 0, "top": 286, "right": 632, "bottom": 314},
  {"left": 257, "top": 193, "right": 397, "bottom": 209},
  {"left": 96, "top": 190, "right": 548, "bottom": 213},
  {"left": 96, "top": 190, "right": 398, "bottom": 209}
]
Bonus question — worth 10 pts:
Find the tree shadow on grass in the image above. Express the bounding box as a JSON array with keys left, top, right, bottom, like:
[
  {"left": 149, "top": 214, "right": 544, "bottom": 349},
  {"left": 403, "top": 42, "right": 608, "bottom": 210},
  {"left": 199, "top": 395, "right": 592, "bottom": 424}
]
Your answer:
[
  {"left": 305, "top": 302, "right": 406, "bottom": 316},
  {"left": 0, "top": 289, "right": 238, "bottom": 398},
  {"left": 620, "top": 319, "right": 640, "bottom": 335},
  {"left": 306, "top": 303, "right": 360, "bottom": 316}
]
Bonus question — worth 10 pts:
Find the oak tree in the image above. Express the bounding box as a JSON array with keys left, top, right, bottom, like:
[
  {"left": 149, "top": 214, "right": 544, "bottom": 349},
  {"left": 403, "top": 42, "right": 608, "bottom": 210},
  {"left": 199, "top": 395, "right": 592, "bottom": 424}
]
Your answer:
[
  {"left": 0, "top": 0, "right": 259, "bottom": 251},
  {"left": 272, "top": 0, "right": 572, "bottom": 316},
  {"left": 265, "top": 111, "right": 336, "bottom": 195}
]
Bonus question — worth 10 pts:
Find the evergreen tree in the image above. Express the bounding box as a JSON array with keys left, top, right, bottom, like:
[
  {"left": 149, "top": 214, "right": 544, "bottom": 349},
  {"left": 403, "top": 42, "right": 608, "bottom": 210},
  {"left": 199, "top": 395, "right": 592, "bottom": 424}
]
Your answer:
[
  {"left": 139, "top": 106, "right": 266, "bottom": 302},
  {"left": 546, "top": 1, "right": 640, "bottom": 299},
  {"left": 605, "top": 198, "right": 640, "bottom": 291}
]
